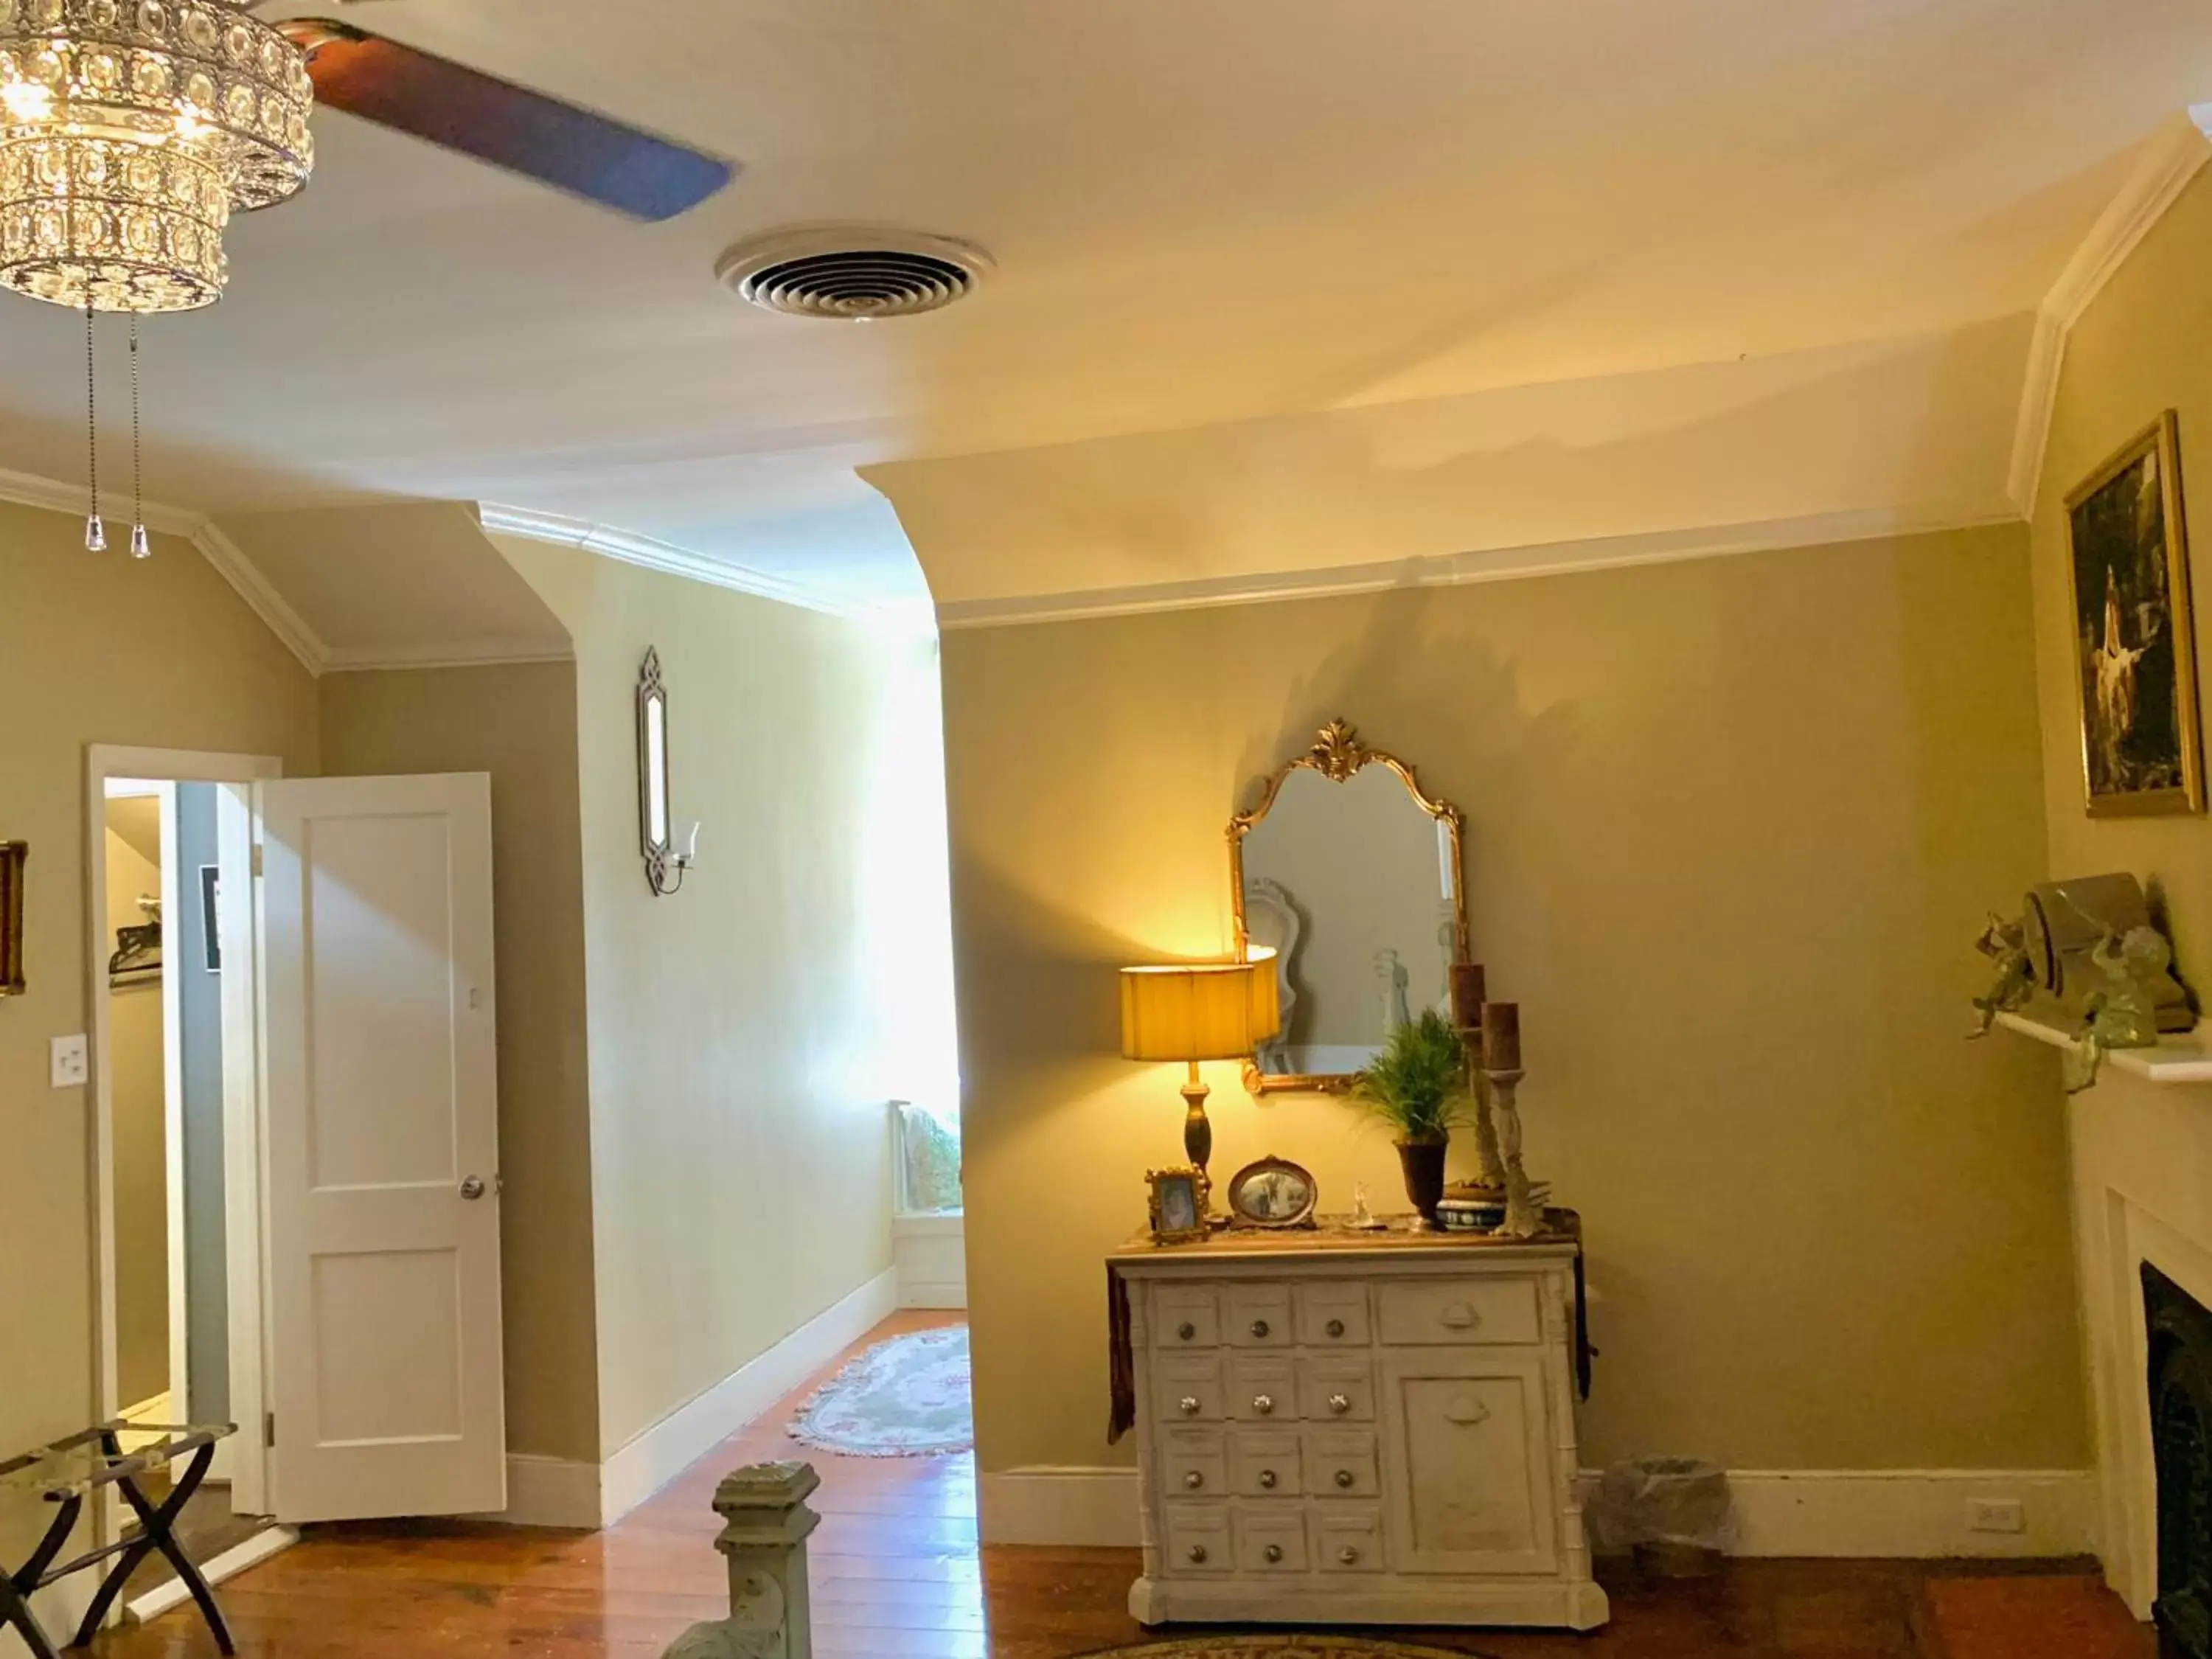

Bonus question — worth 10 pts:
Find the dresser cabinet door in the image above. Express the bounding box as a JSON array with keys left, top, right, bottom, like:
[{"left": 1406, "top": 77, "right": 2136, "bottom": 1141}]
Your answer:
[{"left": 1380, "top": 1350, "right": 1559, "bottom": 1576}]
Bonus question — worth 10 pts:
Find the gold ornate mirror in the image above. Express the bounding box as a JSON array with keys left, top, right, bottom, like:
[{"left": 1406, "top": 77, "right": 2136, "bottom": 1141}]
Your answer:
[{"left": 1230, "top": 720, "right": 1467, "bottom": 1094}]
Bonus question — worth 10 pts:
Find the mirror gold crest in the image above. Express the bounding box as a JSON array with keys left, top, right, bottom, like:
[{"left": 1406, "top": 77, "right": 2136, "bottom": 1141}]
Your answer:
[{"left": 1230, "top": 721, "right": 1467, "bottom": 1094}]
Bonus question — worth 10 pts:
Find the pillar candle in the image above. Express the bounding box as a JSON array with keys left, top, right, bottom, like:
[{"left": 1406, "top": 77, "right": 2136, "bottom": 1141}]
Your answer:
[
  {"left": 1481, "top": 1001, "right": 1521, "bottom": 1070},
  {"left": 1450, "top": 962, "right": 1486, "bottom": 1029}
]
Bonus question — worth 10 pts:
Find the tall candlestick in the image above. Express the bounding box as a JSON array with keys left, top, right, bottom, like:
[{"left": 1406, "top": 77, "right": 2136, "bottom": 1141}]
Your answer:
[
  {"left": 1486, "top": 1066, "right": 1543, "bottom": 1239},
  {"left": 1481, "top": 1001, "right": 1521, "bottom": 1071},
  {"left": 1450, "top": 962, "right": 1487, "bottom": 1030}
]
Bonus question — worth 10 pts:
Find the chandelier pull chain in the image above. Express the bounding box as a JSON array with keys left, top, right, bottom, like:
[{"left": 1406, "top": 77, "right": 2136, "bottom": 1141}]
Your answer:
[
  {"left": 83, "top": 301, "right": 105, "bottom": 553},
  {"left": 129, "top": 316, "right": 149, "bottom": 560}
]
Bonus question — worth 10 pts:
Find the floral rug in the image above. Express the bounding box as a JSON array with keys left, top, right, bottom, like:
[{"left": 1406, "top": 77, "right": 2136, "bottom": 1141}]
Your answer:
[
  {"left": 1079, "top": 1640, "right": 1495, "bottom": 1658},
  {"left": 787, "top": 1326, "right": 973, "bottom": 1457}
]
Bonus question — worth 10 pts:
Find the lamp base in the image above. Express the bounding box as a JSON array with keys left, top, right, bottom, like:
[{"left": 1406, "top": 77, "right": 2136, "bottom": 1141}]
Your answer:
[{"left": 1181, "top": 1065, "right": 1222, "bottom": 1221}]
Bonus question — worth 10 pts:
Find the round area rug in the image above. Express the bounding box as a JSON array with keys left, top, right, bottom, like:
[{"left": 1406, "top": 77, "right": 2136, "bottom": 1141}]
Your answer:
[
  {"left": 787, "top": 1326, "right": 973, "bottom": 1457},
  {"left": 1078, "top": 1641, "right": 1497, "bottom": 1659}
]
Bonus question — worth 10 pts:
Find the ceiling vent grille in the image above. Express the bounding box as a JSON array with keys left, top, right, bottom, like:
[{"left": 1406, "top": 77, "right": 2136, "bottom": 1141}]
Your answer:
[{"left": 715, "top": 228, "right": 992, "bottom": 320}]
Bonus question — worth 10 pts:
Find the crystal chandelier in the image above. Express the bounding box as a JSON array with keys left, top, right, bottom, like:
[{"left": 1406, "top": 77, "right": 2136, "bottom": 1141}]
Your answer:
[{"left": 0, "top": 0, "right": 314, "bottom": 553}]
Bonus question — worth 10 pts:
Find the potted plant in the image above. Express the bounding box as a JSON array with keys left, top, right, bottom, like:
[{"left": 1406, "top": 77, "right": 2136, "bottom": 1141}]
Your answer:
[{"left": 1354, "top": 1009, "right": 1467, "bottom": 1225}]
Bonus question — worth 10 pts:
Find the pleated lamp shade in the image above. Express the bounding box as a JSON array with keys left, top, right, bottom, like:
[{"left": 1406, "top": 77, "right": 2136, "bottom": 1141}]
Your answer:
[
  {"left": 1245, "top": 947, "right": 1282, "bottom": 1047},
  {"left": 1120, "top": 959, "right": 1264, "bottom": 1062}
]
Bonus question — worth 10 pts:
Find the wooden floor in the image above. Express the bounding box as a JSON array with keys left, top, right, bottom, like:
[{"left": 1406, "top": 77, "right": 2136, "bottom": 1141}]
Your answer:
[{"left": 94, "top": 1311, "right": 2130, "bottom": 1658}]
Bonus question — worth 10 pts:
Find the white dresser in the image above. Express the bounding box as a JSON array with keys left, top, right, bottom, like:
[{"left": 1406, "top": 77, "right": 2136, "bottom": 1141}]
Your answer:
[{"left": 1110, "top": 1222, "right": 1607, "bottom": 1630}]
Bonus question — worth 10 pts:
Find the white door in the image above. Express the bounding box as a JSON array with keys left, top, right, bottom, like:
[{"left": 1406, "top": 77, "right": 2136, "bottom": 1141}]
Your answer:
[{"left": 257, "top": 773, "right": 506, "bottom": 1523}]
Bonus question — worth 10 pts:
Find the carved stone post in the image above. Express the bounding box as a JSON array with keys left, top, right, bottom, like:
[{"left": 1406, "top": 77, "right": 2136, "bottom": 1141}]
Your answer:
[{"left": 660, "top": 1462, "right": 821, "bottom": 1659}]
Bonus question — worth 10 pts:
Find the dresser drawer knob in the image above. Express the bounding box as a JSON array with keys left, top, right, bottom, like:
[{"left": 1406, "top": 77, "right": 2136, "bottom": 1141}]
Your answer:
[
  {"left": 1178, "top": 1321, "right": 1197, "bottom": 1341},
  {"left": 1178, "top": 1397, "right": 1202, "bottom": 1416},
  {"left": 1325, "top": 1318, "right": 1346, "bottom": 1338},
  {"left": 1440, "top": 1302, "right": 1482, "bottom": 1329},
  {"left": 1252, "top": 1394, "right": 1275, "bottom": 1416},
  {"left": 1250, "top": 1318, "right": 1270, "bottom": 1339},
  {"left": 1335, "top": 1468, "right": 1356, "bottom": 1489},
  {"left": 1328, "top": 1393, "right": 1352, "bottom": 1416},
  {"left": 1258, "top": 1468, "right": 1279, "bottom": 1489},
  {"left": 1339, "top": 1545, "right": 1361, "bottom": 1566},
  {"left": 1183, "top": 1470, "right": 1205, "bottom": 1490},
  {"left": 1263, "top": 1544, "right": 1284, "bottom": 1565},
  {"left": 1444, "top": 1396, "right": 1492, "bottom": 1427},
  {"left": 1186, "top": 1544, "right": 1208, "bottom": 1565}
]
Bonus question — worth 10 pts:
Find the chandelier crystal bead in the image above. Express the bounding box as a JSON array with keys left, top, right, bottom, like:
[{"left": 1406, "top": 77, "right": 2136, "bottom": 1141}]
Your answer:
[{"left": 0, "top": 0, "right": 313, "bottom": 312}]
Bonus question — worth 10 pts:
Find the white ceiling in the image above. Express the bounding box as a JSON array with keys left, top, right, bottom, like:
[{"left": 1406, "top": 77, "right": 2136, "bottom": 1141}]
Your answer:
[{"left": 0, "top": 0, "right": 2202, "bottom": 613}]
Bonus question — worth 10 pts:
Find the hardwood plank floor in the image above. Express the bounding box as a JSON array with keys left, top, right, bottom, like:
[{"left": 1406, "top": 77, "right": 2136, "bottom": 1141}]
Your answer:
[{"left": 92, "top": 1312, "right": 2121, "bottom": 1658}]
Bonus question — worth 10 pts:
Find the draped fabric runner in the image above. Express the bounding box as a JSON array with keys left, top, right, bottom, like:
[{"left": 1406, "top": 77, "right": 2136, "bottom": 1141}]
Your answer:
[
  {"left": 1077, "top": 1638, "right": 1503, "bottom": 1658},
  {"left": 789, "top": 1326, "right": 974, "bottom": 1458}
]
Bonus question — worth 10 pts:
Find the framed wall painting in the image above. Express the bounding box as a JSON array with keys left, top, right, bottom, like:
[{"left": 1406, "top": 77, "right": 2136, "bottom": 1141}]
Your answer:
[
  {"left": 0, "top": 841, "right": 23, "bottom": 996},
  {"left": 2066, "top": 410, "right": 2205, "bottom": 817}
]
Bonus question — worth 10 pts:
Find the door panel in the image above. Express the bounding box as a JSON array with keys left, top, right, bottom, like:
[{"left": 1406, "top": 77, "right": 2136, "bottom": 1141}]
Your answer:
[
  {"left": 260, "top": 773, "right": 504, "bottom": 1523},
  {"left": 1380, "top": 1349, "right": 1558, "bottom": 1576}
]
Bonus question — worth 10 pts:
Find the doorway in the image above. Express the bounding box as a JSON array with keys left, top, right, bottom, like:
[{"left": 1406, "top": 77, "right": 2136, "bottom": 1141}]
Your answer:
[{"left": 87, "top": 748, "right": 288, "bottom": 1617}]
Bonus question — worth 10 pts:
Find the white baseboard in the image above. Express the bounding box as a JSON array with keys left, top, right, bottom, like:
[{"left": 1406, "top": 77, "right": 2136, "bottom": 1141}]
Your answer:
[
  {"left": 894, "top": 1213, "right": 967, "bottom": 1310},
  {"left": 125, "top": 1526, "right": 298, "bottom": 1626},
  {"left": 978, "top": 1465, "right": 2099, "bottom": 1557},
  {"left": 900, "top": 1280, "right": 969, "bottom": 1310},
  {"left": 597, "top": 1267, "right": 900, "bottom": 1526},
  {"left": 492, "top": 1453, "right": 605, "bottom": 1529}
]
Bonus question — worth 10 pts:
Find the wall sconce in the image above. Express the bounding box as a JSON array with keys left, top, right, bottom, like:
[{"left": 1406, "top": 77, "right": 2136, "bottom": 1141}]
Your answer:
[{"left": 638, "top": 648, "right": 700, "bottom": 897}]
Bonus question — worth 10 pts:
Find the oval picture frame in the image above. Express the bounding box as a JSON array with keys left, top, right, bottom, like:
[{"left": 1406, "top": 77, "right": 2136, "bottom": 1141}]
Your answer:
[{"left": 1225, "top": 1155, "right": 1319, "bottom": 1230}]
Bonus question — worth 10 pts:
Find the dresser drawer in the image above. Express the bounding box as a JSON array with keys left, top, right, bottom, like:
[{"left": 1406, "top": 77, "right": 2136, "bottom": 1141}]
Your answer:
[
  {"left": 1376, "top": 1276, "right": 1541, "bottom": 1345},
  {"left": 1297, "top": 1283, "right": 1371, "bottom": 1347},
  {"left": 1155, "top": 1283, "right": 1222, "bottom": 1349},
  {"left": 1312, "top": 1505, "right": 1385, "bottom": 1573},
  {"left": 1303, "top": 1429, "right": 1380, "bottom": 1498},
  {"left": 1226, "top": 1284, "right": 1295, "bottom": 1347},
  {"left": 1160, "top": 1427, "right": 1226, "bottom": 1498},
  {"left": 1234, "top": 1506, "right": 1312, "bottom": 1574},
  {"left": 1154, "top": 1354, "right": 1225, "bottom": 1422},
  {"left": 1229, "top": 1429, "right": 1302, "bottom": 1497},
  {"left": 1228, "top": 1354, "right": 1296, "bottom": 1422},
  {"left": 1161, "top": 1503, "right": 1232, "bottom": 1575},
  {"left": 1298, "top": 1356, "right": 1375, "bottom": 1422}
]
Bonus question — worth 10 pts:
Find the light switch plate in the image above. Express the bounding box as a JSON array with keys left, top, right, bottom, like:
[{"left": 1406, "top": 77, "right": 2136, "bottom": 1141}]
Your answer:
[{"left": 50, "top": 1033, "right": 88, "bottom": 1088}]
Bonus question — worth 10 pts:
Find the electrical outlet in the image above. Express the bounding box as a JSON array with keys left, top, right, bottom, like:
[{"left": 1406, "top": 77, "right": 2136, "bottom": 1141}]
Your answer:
[
  {"left": 1968, "top": 1498, "right": 2026, "bottom": 1534},
  {"left": 49, "top": 1033, "right": 88, "bottom": 1089}
]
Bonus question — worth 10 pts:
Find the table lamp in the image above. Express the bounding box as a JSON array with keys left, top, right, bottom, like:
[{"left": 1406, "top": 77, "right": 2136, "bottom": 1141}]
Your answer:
[{"left": 1119, "top": 952, "right": 1278, "bottom": 1186}]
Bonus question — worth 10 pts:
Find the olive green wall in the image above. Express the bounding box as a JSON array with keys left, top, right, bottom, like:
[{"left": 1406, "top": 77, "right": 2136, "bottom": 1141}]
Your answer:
[{"left": 942, "top": 525, "right": 2088, "bottom": 1485}]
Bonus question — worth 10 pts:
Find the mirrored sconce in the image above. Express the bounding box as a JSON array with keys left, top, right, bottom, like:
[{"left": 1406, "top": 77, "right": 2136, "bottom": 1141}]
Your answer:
[{"left": 638, "top": 649, "right": 700, "bottom": 897}]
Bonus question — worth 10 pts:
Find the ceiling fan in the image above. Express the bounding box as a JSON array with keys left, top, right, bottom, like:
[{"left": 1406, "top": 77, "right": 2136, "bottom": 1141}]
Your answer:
[{"left": 269, "top": 6, "right": 734, "bottom": 221}]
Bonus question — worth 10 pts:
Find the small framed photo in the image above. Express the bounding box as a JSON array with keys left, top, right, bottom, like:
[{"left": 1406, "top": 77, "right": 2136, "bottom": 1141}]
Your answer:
[
  {"left": 0, "top": 841, "right": 22, "bottom": 997},
  {"left": 2066, "top": 410, "right": 2205, "bottom": 815},
  {"left": 1146, "top": 1166, "right": 1210, "bottom": 1245},
  {"left": 1226, "top": 1155, "right": 1318, "bottom": 1230}
]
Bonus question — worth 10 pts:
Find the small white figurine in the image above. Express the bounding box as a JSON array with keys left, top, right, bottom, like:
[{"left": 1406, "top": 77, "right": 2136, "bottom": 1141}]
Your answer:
[{"left": 1349, "top": 1180, "right": 1386, "bottom": 1231}]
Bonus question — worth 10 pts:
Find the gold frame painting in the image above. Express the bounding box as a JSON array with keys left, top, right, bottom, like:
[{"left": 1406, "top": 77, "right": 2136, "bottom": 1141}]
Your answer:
[
  {"left": 2065, "top": 411, "right": 2205, "bottom": 817},
  {"left": 1228, "top": 719, "right": 1468, "bottom": 1095},
  {"left": 0, "top": 841, "right": 24, "bottom": 997}
]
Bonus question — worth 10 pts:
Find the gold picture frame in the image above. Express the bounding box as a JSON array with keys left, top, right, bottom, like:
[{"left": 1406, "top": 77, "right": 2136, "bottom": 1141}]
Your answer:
[
  {"left": 1146, "top": 1166, "right": 1211, "bottom": 1245},
  {"left": 0, "top": 841, "right": 24, "bottom": 997},
  {"left": 1228, "top": 719, "right": 1468, "bottom": 1094},
  {"left": 2065, "top": 411, "right": 2205, "bottom": 817}
]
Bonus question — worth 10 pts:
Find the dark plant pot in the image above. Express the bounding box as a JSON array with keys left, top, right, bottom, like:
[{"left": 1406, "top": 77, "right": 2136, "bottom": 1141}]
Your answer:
[{"left": 1397, "top": 1138, "right": 1448, "bottom": 1226}]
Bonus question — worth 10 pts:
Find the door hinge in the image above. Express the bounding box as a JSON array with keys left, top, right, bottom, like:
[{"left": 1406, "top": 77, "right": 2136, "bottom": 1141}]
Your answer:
[
  {"left": 250, "top": 843, "right": 264, "bottom": 878},
  {"left": 264, "top": 1411, "right": 275, "bottom": 1448}
]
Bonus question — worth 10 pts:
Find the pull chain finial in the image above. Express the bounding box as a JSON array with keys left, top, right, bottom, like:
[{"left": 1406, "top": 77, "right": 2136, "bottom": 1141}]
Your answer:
[
  {"left": 83, "top": 301, "right": 105, "bottom": 552},
  {"left": 128, "top": 314, "right": 148, "bottom": 559}
]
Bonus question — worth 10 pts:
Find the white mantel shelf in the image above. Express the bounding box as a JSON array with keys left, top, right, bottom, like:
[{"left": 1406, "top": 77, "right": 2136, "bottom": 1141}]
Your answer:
[{"left": 1993, "top": 1009, "right": 2212, "bottom": 1084}]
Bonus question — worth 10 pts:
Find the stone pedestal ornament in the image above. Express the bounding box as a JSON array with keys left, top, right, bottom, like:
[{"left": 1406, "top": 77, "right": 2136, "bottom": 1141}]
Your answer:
[{"left": 658, "top": 1461, "right": 821, "bottom": 1659}]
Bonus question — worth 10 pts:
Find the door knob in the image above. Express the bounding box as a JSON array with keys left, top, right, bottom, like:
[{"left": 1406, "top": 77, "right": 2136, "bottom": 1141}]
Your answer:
[
  {"left": 1183, "top": 1470, "right": 1205, "bottom": 1490},
  {"left": 460, "top": 1175, "right": 487, "bottom": 1200},
  {"left": 1335, "top": 1468, "right": 1356, "bottom": 1489},
  {"left": 1339, "top": 1545, "right": 1361, "bottom": 1565},
  {"left": 1258, "top": 1468, "right": 1278, "bottom": 1489},
  {"left": 1328, "top": 1393, "right": 1352, "bottom": 1416},
  {"left": 1326, "top": 1318, "right": 1346, "bottom": 1338},
  {"left": 1263, "top": 1544, "right": 1284, "bottom": 1565},
  {"left": 1186, "top": 1544, "right": 1208, "bottom": 1564},
  {"left": 1178, "top": 1322, "right": 1196, "bottom": 1341},
  {"left": 1178, "top": 1397, "right": 1202, "bottom": 1416},
  {"left": 1250, "top": 1318, "right": 1270, "bottom": 1338},
  {"left": 1252, "top": 1394, "right": 1275, "bottom": 1415}
]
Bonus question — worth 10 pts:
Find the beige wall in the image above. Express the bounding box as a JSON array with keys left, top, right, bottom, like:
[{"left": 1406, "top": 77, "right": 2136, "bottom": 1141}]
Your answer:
[
  {"left": 500, "top": 538, "right": 925, "bottom": 1456},
  {"left": 0, "top": 502, "right": 316, "bottom": 1604},
  {"left": 319, "top": 662, "right": 599, "bottom": 1464},
  {"left": 102, "top": 822, "right": 167, "bottom": 1409},
  {"left": 2025, "top": 165, "right": 2212, "bottom": 1591},
  {"left": 943, "top": 524, "right": 2087, "bottom": 1479}
]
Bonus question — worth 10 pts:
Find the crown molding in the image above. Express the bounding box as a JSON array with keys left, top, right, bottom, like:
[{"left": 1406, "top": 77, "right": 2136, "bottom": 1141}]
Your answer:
[
  {"left": 935, "top": 505, "right": 2021, "bottom": 630},
  {"left": 321, "top": 639, "right": 575, "bottom": 673},
  {"left": 478, "top": 502, "right": 925, "bottom": 630},
  {"left": 2007, "top": 109, "right": 2212, "bottom": 515}
]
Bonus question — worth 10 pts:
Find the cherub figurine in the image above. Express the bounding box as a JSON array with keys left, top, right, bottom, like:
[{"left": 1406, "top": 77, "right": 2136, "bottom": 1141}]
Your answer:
[
  {"left": 1970, "top": 913, "right": 2036, "bottom": 1037},
  {"left": 2066, "top": 925, "right": 2169, "bottom": 1092}
]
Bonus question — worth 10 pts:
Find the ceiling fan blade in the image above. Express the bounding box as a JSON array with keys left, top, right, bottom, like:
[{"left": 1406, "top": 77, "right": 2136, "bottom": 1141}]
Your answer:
[{"left": 279, "top": 21, "right": 736, "bottom": 221}]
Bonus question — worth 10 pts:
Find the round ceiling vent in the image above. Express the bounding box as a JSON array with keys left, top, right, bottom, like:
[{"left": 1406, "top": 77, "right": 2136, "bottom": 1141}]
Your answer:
[{"left": 714, "top": 227, "right": 993, "bottom": 320}]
